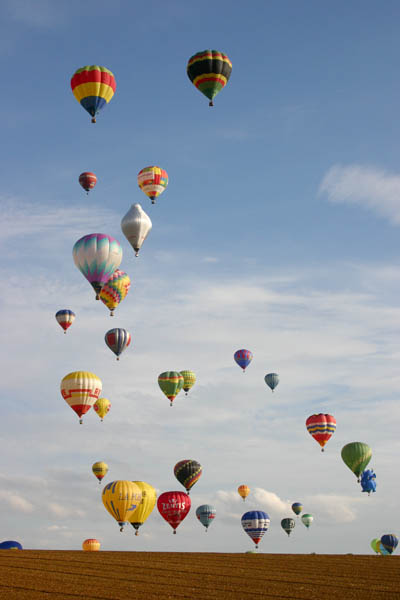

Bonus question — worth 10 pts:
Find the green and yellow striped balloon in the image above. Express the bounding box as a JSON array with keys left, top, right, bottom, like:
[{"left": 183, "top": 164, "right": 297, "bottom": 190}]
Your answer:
[
  {"left": 179, "top": 370, "right": 196, "bottom": 395},
  {"left": 158, "top": 371, "right": 184, "bottom": 406},
  {"left": 341, "top": 442, "right": 372, "bottom": 481}
]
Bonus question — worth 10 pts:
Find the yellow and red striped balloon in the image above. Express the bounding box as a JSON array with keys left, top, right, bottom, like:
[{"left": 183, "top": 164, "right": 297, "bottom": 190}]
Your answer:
[
  {"left": 137, "top": 166, "right": 168, "bottom": 204},
  {"left": 71, "top": 66, "right": 116, "bottom": 123},
  {"left": 60, "top": 371, "right": 102, "bottom": 424}
]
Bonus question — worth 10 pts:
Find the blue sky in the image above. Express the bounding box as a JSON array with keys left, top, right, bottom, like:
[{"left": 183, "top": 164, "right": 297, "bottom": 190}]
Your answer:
[{"left": 2, "top": 0, "right": 400, "bottom": 553}]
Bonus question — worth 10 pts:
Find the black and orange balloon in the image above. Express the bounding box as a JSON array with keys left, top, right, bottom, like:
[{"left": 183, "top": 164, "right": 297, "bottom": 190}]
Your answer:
[
  {"left": 174, "top": 460, "right": 202, "bottom": 494},
  {"left": 187, "top": 50, "right": 232, "bottom": 106}
]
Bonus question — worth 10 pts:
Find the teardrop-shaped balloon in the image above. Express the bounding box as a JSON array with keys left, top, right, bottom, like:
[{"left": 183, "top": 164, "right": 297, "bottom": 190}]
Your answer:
[
  {"left": 129, "top": 481, "right": 157, "bottom": 535},
  {"left": 93, "top": 398, "right": 111, "bottom": 421},
  {"left": 281, "top": 518, "right": 295, "bottom": 536},
  {"left": 102, "top": 480, "right": 142, "bottom": 531},
  {"left": 157, "top": 491, "right": 191, "bottom": 533},
  {"left": 158, "top": 372, "right": 184, "bottom": 406},
  {"left": 82, "top": 539, "right": 100, "bottom": 551},
  {"left": 104, "top": 328, "right": 131, "bottom": 360},
  {"left": 92, "top": 461, "right": 108, "bottom": 484},
  {"left": 238, "top": 485, "right": 250, "bottom": 501},
  {"left": 234, "top": 349, "right": 253, "bottom": 372},
  {"left": 241, "top": 511, "right": 270, "bottom": 549},
  {"left": 187, "top": 50, "right": 232, "bottom": 107},
  {"left": 179, "top": 371, "right": 196, "bottom": 395},
  {"left": 73, "top": 234, "right": 122, "bottom": 299},
  {"left": 381, "top": 534, "right": 398, "bottom": 554},
  {"left": 79, "top": 172, "right": 97, "bottom": 193},
  {"left": 121, "top": 203, "right": 152, "bottom": 257},
  {"left": 196, "top": 505, "right": 216, "bottom": 531},
  {"left": 301, "top": 514, "right": 313, "bottom": 529},
  {"left": 174, "top": 460, "right": 202, "bottom": 494},
  {"left": 341, "top": 442, "right": 372, "bottom": 480},
  {"left": 264, "top": 373, "right": 279, "bottom": 392},
  {"left": 55, "top": 309, "right": 75, "bottom": 334},
  {"left": 291, "top": 502, "right": 303, "bottom": 516},
  {"left": 306, "top": 414, "right": 336, "bottom": 452},
  {"left": 60, "top": 371, "right": 102, "bottom": 424},
  {"left": 100, "top": 270, "right": 131, "bottom": 316},
  {"left": 71, "top": 65, "right": 116, "bottom": 123},
  {"left": 138, "top": 166, "right": 168, "bottom": 204}
]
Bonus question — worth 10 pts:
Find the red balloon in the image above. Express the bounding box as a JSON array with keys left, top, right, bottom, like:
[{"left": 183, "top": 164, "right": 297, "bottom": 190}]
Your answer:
[
  {"left": 79, "top": 172, "right": 97, "bottom": 193},
  {"left": 157, "top": 491, "right": 191, "bottom": 533},
  {"left": 306, "top": 413, "right": 336, "bottom": 451}
]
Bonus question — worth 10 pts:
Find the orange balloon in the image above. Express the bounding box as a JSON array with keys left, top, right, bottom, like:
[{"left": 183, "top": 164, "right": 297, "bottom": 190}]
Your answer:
[
  {"left": 82, "top": 538, "right": 100, "bottom": 551},
  {"left": 238, "top": 485, "right": 250, "bottom": 501}
]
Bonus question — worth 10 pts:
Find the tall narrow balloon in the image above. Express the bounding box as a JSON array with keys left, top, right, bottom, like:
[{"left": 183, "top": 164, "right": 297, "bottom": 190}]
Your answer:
[
  {"left": 138, "top": 166, "right": 168, "bottom": 204},
  {"left": 55, "top": 310, "right": 75, "bottom": 334},
  {"left": 187, "top": 50, "right": 232, "bottom": 107},
  {"left": 306, "top": 414, "right": 336, "bottom": 452},
  {"left": 71, "top": 66, "right": 116, "bottom": 123},
  {"left": 60, "top": 371, "right": 102, "bottom": 424},
  {"left": 73, "top": 234, "right": 122, "bottom": 299},
  {"left": 121, "top": 203, "right": 152, "bottom": 257}
]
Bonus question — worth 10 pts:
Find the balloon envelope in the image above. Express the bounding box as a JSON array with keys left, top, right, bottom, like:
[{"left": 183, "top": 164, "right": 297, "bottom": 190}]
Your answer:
[
  {"left": 100, "top": 270, "right": 130, "bottom": 316},
  {"left": 60, "top": 371, "right": 102, "bottom": 423},
  {"left": 82, "top": 539, "right": 100, "bottom": 551},
  {"left": 138, "top": 166, "right": 168, "bottom": 204},
  {"left": 92, "top": 461, "right": 108, "bottom": 483},
  {"left": 157, "top": 491, "right": 191, "bottom": 533},
  {"left": 306, "top": 414, "right": 336, "bottom": 451},
  {"left": 370, "top": 538, "right": 380, "bottom": 554},
  {"left": 196, "top": 505, "right": 216, "bottom": 530},
  {"left": 301, "top": 514, "right": 313, "bottom": 528},
  {"left": 264, "top": 373, "right": 279, "bottom": 391},
  {"left": 174, "top": 460, "right": 202, "bottom": 493},
  {"left": 187, "top": 50, "right": 232, "bottom": 106},
  {"left": 381, "top": 534, "right": 399, "bottom": 554},
  {"left": 158, "top": 372, "right": 184, "bottom": 406},
  {"left": 234, "top": 349, "right": 253, "bottom": 372},
  {"left": 341, "top": 442, "right": 372, "bottom": 479},
  {"left": 102, "top": 481, "right": 142, "bottom": 531},
  {"left": 79, "top": 172, "right": 97, "bottom": 193},
  {"left": 238, "top": 485, "right": 250, "bottom": 501},
  {"left": 121, "top": 203, "right": 152, "bottom": 256},
  {"left": 73, "top": 233, "right": 122, "bottom": 299},
  {"left": 71, "top": 66, "right": 116, "bottom": 122},
  {"left": 55, "top": 309, "right": 75, "bottom": 333},
  {"left": 129, "top": 481, "right": 157, "bottom": 534},
  {"left": 241, "top": 511, "right": 270, "bottom": 548},
  {"left": 0, "top": 541, "right": 22, "bottom": 550},
  {"left": 179, "top": 370, "right": 196, "bottom": 395},
  {"left": 291, "top": 502, "right": 303, "bottom": 516},
  {"left": 281, "top": 518, "right": 295, "bottom": 536},
  {"left": 105, "top": 328, "right": 131, "bottom": 360},
  {"left": 360, "top": 469, "right": 376, "bottom": 494},
  {"left": 93, "top": 397, "right": 111, "bottom": 421}
]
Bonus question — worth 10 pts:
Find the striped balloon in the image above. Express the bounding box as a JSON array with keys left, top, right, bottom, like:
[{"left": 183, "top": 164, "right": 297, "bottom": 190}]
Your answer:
[
  {"left": 55, "top": 309, "right": 75, "bottom": 333},
  {"left": 71, "top": 66, "right": 116, "bottom": 123},
  {"left": 241, "top": 511, "right": 270, "bottom": 549},
  {"left": 138, "top": 166, "right": 168, "bottom": 204},
  {"left": 79, "top": 172, "right": 97, "bottom": 193},
  {"left": 291, "top": 502, "right": 303, "bottom": 516},
  {"left": 104, "top": 328, "right": 131, "bottom": 360},
  {"left": 174, "top": 460, "right": 202, "bottom": 494},
  {"left": 100, "top": 270, "right": 131, "bottom": 316},
  {"left": 82, "top": 539, "right": 100, "bottom": 551},
  {"left": 187, "top": 50, "right": 232, "bottom": 106},
  {"left": 381, "top": 534, "right": 399, "bottom": 554},
  {"left": 92, "top": 461, "right": 108, "bottom": 484},
  {"left": 158, "top": 371, "right": 184, "bottom": 406},
  {"left": 60, "top": 371, "right": 102, "bottom": 424},
  {"left": 73, "top": 234, "right": 122, "bottom": 299},
  {"left": 179, "top": 370, "right": 196, "bottom": 395},
  {"left": 341, "top": 442, "right": 372, "bottom": 480},
  {"left": 234, "top": 349, "right": 253, "bottom": 372},
  {"left": 306, "top": 414, "right": 336, "bottom": 452},
  {"left": 196, "top": 505, "right": 216, "bottom": 531},
  {"left": 265, "top": 373, "right": 279, "bottom": 392}
]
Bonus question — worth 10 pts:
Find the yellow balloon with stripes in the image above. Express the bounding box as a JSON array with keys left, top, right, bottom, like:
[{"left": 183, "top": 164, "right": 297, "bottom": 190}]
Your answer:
[{"left": 102, "top": 481, "right": 142, "bottom": 531}]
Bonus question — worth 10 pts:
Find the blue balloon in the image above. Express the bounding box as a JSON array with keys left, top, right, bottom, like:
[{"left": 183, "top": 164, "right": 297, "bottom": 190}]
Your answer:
[
  {"left": 196, "top": 504, "right": 216, "bottom": 531},
  {"left": 381, "top": 534, "right": 398, "bottom": 554},
  {"left": 360, "top": 469, "right": 376, "bottom": 494},
  {"left": 241, "top": 510, "right": 270, "bottom": 548},
  {"left": 0, "top": 540, "right": 23, "bottom": 550},
  {"left": 234, "top": 349, "right": 253, "bottom": 372}
]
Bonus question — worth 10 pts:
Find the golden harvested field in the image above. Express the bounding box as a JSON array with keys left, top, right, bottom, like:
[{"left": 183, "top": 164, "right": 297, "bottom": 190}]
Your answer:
[{"left": 0, "top": 551, "right": 398, "bottom": 600}]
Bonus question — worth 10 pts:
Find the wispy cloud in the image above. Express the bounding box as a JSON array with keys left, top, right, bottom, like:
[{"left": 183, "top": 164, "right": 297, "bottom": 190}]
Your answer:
[
  {"left": 4, "top": 0, "right": 68, "bottom": 28},
  {"left": 0, "top": 490, "right": 35, "bottom": 513},
  {"left": 319, "top": 164, "right": 400, "bottom": 224}
]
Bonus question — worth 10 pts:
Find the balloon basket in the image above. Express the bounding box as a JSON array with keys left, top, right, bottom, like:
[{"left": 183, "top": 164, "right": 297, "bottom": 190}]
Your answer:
[
  {"left": 173, "top": 530, "right": 176, "bottom": 535},
  {"left": 91, "top": 117, "right": 96, "bottom": 123}
]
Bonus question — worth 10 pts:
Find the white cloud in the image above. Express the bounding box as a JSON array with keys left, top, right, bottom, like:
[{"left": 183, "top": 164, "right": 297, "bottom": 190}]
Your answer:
[
  {"left": 0, "top": 491, "right": 35, "bottom": 513},
  {"left": 319, "top": 164, "right": 400, "bottom": 224},
  {"left": 307, "top": 494, "right": 364, "bottom": 523}
]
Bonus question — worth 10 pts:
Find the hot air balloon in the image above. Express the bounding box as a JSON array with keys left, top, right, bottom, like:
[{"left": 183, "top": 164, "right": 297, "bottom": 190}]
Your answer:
[
  {"left": 241, "top": 511, "right": 270, "bottom": 549},
  {"left": 102, "top": 481, "right": 142, "bottom": 532},
  {"left": 71, "top": 65, "right": 116, "bottom": 123},
  {"left": 281, "top": 518, "right": 295, "bottom": 536},
  {"left": 174, "top": 460, "right": 202, "bottom": 494},
  {"left": 238, "top": 485, "right": 250, "bottom": 501},
  {"left": 291, "top": 502, "right": 303, "bottom": 517},
  {"left": 341, "top": 442, "right": 372, "bottom": 482},
  {"left": 121, "top": 203, "right": 152, "bottom": 257},
  {"left": 179, "top": 371, "right": 196, "bottom": 395},
  {"left": 264, "top": 373, "right": 279, "bottom": 392},
  {"left": 73, "top": 234, "right": 122, "bottom": 299},
  {"left": 187, "top": 50, "right": 232, "bottom": 107},
  {"left": 92, "top": 461, "right": 108, "bottom": 484},
  {"left": 306, "top": 414, "right": 336, "bottom": 452},
  {"left": 60, "top": 371, "right": 102, "bottom": 424},
  {"left": 79, "top": 172, "right": 97, "bottom": 194},
  {"left": 196, "top": 505, "right": 216, "bottom": 532},
  {"left": 158, "top": 372, "right": 184, "bottom": 406},
  {"left": 301, "top": 514, "right": 313, "bottom": 529},
  {"left": 100, "top": 270, "right": 131, "bottom": 316},
  {"left": 157, "top": 491, "right": 191, "bottom": 534},
  {"left": 234, "top": 349, "right": 253, "bottom": 372},
  {"left": 104, "top": 328, "right": 131, "bottom": 360},
  {"left": 360, "top": 469, "right": 377, "bottom": 495},
  {"left": 378, "top": 541, "right": 390, "bottom": 555},
  {"left": 138, "top": 166, "right": 168, "bottom": 204},
  {"left": 55, "top": 309, "right": 75, "bottom": 334},
  {"left": 381, "top": 534, "right": 398, "bottom": 554},
  {"left": 370, "top": 538, "right": 380, "bottom": 554},
  {"left": 93, "top": 397, "right": 111, "bottom": 422},
  {"left": 0, "top": 541, "right": 22, "bottom": 550},
  {"left": 129, "top": 481, "right": 157, "bottom": 536},
  {"left": 82, "top": 539, "right": 100, "bottom": 551}
]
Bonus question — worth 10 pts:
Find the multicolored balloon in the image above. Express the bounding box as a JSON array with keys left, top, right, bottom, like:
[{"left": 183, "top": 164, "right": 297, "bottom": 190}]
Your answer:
[
  {"left": 60, "top": 371, "right": 102, "bottom": 424},
  {"left": 157, "top": 491, "right": 191, "bottom": 534},
  {"left": 102, "top": 480, "right": 142, "bottom": 531},
  {"left": 264, "top": 373, "right": 279, "bottom": 392},
  {"left": 174, "top": 460, "right": 202, "bottom": 494},
  {"left": 129, "top": 481, "right": 157, "bottom": 536},
  {"left": 79, "top": 172, "right": 97, "bottom": 194},
  {"left": 187, "top": 50, "right": 232, "bottom": 107},
  {"left": 196, "top": 505, "right": 216, "bottom": 532},
  {"left": 71, "top": 65, "right": 116, "bottom": 123},
  {"left": 360, "top": 469, "right": 377, "bottom": 495},
  {"left": 121, "top": 203, "right": 152, "bottom": 257},
  {"left": 238, "top": 485, "right": 250, "bottom": 501},
  {"left": 291, "top": 502, "right": 303, "bottom": 517},
  {"left": 341, "top": 442, "right": 372, "bottom": 481},
  {"left": 158, "top": 372, "right": 184, "bottom": 406},
  {"left": 179, "top": 370, "right": 196, "bottom": 395},
  {"left": 82, "top": 539, "right": 100, "bottom": 551},
  {"left": 104, "top": 328, "right": 131, "bottom": 360},
  {"left": 100, "top": 270, "right": 131, "bottom": 316},
  {"left": 380, "top": 534, "right": 398, "bottom": 554},
  {"left": 241, "top": 511, "right": 270, "bottom": 549},
  {"left": 55, "top": 309, "right": 75, "bottom": 334},
  {"left": 92, "top": 461, "right": 108, "bottom": 484},
  {"left": 301, "top": 514, "right": 313, "bottom": 529},
  {"left": 306, "top": 414, "right": 336, "bottom": 452},
  {"left": 138, "top": 166, "right": 168, "bottom": 204},
  {"left": 73, "top": 233, "right": 123, "bottom": 299},
  {"left": 93, "top": 397, "right": 111, "bottom": 421},
  {"left": 234, "top": 349, "right": 253, "bottom": 372},
  {"left": 281, "top": 518, "right": 295, "bottom": 536}
]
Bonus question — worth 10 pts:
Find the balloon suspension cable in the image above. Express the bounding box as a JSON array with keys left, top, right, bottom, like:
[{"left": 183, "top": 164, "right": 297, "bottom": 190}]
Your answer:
[
  {"left": 91, "top": 117, "right": 96, "bottom": 123},
  {"left": 209, "top": 101, "right": 214, "bottom": 107}
]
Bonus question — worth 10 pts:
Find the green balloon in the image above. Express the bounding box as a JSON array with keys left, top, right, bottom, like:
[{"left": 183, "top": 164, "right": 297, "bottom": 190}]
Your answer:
[
  {"left": 341, "top": 442, "right": 372, "bottom": 480},
  {"left": 371, "top": 538, "right": 380, "bottom": 554},
  {"left": 158, "top": 371, "right": 184, "bottom": 406},
  {"left": 301, "top": 514, "right": 313, "bottom": 528}
]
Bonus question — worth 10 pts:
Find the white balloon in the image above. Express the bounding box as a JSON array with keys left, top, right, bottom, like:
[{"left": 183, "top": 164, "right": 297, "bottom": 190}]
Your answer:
[{"left": 121, "top": 203, "right": 152, "bottom": 257}]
